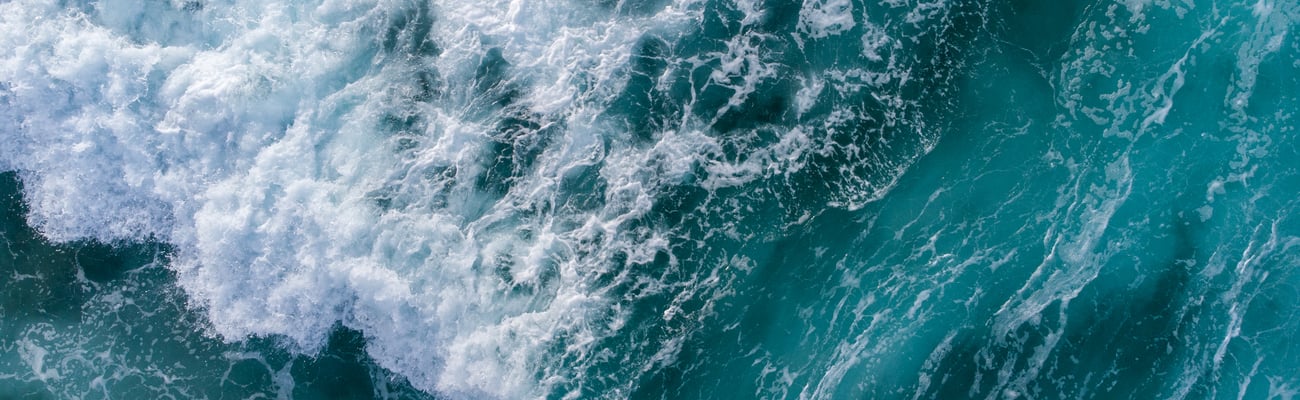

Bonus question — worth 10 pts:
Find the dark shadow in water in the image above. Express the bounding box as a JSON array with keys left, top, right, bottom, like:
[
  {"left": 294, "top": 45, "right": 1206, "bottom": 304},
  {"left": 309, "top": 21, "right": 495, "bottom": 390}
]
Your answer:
[
  {"left": 0, "top": 171, "right": 85, "bottom": 323},
  {"left": 614, "top": 35, "right": 679, "bottom": 141},
  {"left": 913, "top": 212, "right": 1199, "bottom": 398},
  {"left": 993, "top": 0, "right": 1092, "bottom": 68},
  {"left": 72, "top": 241, "right": 168, "bottom": 283},
  {"left": 0, "top": 172, "right": 168, "bottom": 286},
  {"left": 474, "top": 48, "right": 522, "bottom": 109},
  {"left": 382, "top": 0, "right": 440, "bottom": 60},
  {"left": 466, "top": 47, "right": 558, "bottom": 200},
  {"left": 293, "top": 326, "right": 421, "bottom": 400}
]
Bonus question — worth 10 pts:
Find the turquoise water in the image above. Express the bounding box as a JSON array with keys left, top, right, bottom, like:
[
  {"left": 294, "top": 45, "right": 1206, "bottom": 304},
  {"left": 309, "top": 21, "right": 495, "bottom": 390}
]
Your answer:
[
  {"left": 2, "top": 0, "right": 1299, "bottom": 398},
  {"left": 1, "top": 172, "right": 434, "bottom": 398}
]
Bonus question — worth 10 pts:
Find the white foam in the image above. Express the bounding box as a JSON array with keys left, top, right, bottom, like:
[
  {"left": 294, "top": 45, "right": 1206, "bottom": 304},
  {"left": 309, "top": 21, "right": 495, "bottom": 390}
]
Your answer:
[
  {"left": 0, "top": 0, "right": 950, "bottom": 397},
  {"left": 0, "top": 0, "right": 712, "bottom": 396},
  {"left": 798, "top": 0, "right": 857, "bottom": 39}
]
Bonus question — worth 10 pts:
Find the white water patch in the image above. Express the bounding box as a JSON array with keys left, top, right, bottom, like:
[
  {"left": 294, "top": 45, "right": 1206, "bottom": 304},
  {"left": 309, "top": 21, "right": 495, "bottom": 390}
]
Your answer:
[
  {"left": 1227, "top": 0, "right": 1295, "bottom": 120},
  {"left": 0, "top": 0, "right": 708, "bottom": 397},
  {"left": 798, "top": 0, "right": 856, "bottom": 39},
  {"left": 17, "top": 335, "right": 59, "bottom": 383},
  {"left": 860, "top": 21, "right": 894, "bottom": 62}
]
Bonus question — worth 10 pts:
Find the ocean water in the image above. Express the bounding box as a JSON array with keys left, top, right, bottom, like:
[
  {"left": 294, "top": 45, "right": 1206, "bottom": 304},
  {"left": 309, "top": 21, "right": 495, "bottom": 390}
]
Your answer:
[{"left": 1, "top": 0, "right": 1299, "bottom": 398}]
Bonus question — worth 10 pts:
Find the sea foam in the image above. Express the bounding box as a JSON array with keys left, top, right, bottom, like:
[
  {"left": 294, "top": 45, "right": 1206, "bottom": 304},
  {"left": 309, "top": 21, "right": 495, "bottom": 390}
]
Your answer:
[
  {"left": 0, "top": 0, "right": 952, "bottom": 397},
  {"left": 0, "top": 0, "right": 706, "bottom": 396}
]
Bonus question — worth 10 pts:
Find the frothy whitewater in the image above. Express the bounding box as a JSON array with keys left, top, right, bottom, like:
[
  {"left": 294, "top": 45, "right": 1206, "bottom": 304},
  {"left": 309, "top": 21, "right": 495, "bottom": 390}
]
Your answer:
[{"left": 2, "top": 0, "right": 1299, "bottom": 398}]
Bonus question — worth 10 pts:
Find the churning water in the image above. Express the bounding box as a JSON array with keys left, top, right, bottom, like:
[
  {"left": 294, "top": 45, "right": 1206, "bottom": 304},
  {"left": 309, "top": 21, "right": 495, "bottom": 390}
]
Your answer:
[{"left": 2, "top": 0, "right": 1299, "bottom": 398}]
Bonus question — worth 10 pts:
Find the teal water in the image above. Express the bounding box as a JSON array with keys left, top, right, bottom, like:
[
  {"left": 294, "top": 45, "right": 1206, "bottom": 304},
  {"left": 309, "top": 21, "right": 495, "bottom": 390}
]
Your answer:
[
  {"left": 1, "top": 172, "right": 434, "bottom": 398},
  {"left": 2, "top": 0, "right": 1299, "bottom": 398}
]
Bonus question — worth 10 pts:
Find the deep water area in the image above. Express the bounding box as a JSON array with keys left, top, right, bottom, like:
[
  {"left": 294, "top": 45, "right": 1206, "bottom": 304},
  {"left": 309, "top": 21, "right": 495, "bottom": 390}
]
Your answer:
[{"left": 2, "top": 0, "right": 1299, "bottom": 398}]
